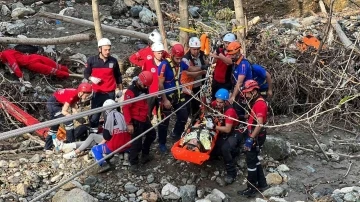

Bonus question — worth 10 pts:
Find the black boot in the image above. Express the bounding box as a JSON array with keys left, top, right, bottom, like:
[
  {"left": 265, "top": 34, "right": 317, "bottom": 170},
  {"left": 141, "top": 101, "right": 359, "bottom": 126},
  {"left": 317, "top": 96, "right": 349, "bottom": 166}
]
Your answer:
[
  {"left": 224, "top": 162, "right": 237, "bottom": 185},
  {"left": 257, "top": 164, "right": 268, "bottom": 191},
  {"left": 237, "top": 187, "right": 256, "bottom": 197}
]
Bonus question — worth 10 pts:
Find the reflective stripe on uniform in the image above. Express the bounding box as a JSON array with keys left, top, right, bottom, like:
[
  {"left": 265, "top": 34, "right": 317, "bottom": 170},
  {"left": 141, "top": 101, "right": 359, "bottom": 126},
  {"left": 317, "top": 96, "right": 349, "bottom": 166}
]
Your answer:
[{"left": 247, "top": 167, "right": 257, "bottom": 171}]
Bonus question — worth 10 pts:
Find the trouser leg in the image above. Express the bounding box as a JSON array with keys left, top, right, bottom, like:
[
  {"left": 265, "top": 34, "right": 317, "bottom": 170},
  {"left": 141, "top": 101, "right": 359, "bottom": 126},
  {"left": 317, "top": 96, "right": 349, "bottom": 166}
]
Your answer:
[
  {"left": 172, "top": 100, "right": 188, "bottom": 139},
  {"left": 74, "top": 125, "right": 89, "bottom": 141},
  {"left": 90, "top": 91, "right": 115, "bottom": 131},
  {"left": 191, "top": 86, "right": 201, "bottom": 118},
  {"left": 157, "top": 104, "right": 171, "bottom": 145},
  {"left": 221, "top": 134, "right": 242, "bottom": 178},
  {"left": 246, "top": 149, "right": 259, "bottom": 189},
  {"left": 78, "top": 133, "right": 104, "bottom": 151},
  {"left": 129, "top": 121, "right": 144, "bottom": 165},
  {"left": 45, "top": 98, "right": 63, "bottom": 150},
  {"left": 142, "top": 119, "right": 156, "bottom": 155}
]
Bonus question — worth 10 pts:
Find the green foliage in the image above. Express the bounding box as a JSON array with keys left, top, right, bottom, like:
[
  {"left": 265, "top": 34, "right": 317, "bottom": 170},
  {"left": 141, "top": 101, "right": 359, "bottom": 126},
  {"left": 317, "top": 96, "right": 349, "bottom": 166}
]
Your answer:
[{"left": 201, "top": 0, "right": 220, "bottom": 17}]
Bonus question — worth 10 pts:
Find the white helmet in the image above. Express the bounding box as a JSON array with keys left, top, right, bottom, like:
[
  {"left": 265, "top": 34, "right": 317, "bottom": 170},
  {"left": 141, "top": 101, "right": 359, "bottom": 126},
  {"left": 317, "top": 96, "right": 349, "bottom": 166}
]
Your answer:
[
  {"left": 223, "top": 33, "right": 236, "bottom": 42},
  {"left": 189, "top": 37, "right": 201, "bottom": 48},
  {"left": 148, "top": 30, "right": 162, "bottom": 43},
  {"left": 98, "top": 38, "right": 112, "bottom": 47},
  {"left": 151, "top": 42, "right": 165, "bottom": 52},
  {"left": 103, "top": 99, "right": 116, "bottom": 113}
]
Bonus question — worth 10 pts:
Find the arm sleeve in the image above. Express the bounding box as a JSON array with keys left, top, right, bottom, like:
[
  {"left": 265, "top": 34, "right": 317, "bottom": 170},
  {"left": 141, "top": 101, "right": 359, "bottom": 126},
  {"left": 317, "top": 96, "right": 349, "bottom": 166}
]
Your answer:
[
  {"left": 2, "top": 51, "right": 23, "bottom": 78},
  {"left": 225, "top": 108, "right": 238, "bottom": 125},
  {"left": 102, "top": 129, "right": 112, "bottom": 141},
  {"left": 254, "top": 102, "right": 268, "bottom": 119},
  {"left": 180, "top": 60, "right": 189, "bottom": 71},
  {"left": 113, "top": 59, "right": 122, "bottom": 84},
  {"left": 158, "top": 61, "right": 167, "bottom": 78},
  {"left": 122, "top": 90, "right": 135, "bottom": 125},
  {"left": 83, "top": 57, "right": 93, "bottom": 80}
]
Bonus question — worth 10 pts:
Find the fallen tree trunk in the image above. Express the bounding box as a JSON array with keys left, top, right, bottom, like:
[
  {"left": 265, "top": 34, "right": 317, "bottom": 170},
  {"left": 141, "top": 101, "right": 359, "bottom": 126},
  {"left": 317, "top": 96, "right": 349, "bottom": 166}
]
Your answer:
[
  {"left": 37, "top": 11, "right": 180, "bottom": 46},
  {"left": 0, "top": 34, "right": 95, "bottom": 45}
]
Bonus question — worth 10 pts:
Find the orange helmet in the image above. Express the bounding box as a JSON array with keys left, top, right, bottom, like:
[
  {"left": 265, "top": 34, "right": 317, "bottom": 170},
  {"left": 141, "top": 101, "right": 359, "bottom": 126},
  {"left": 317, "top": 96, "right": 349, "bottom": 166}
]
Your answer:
[
  {"left": 77, "top": 83, "right": 92, "bottom": 93},
  {"left": 171, "top": 44, "right": 185, "bottom": 57},
  {"left": 227, "top": 41, "right": 241, "bottom": 55},
  {"left": 242, "top": 80, "right": 259, "bottom": 93},
  {"left": 138, "top": 71, "right": 153, "bottom": 87}
]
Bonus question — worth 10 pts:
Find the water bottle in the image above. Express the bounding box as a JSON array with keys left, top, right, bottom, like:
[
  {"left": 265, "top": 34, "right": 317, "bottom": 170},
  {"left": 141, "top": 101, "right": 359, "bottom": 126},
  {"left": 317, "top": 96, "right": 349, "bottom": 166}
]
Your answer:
[{"left": 52, "top": 134, "right": 59, "bottom": 151}]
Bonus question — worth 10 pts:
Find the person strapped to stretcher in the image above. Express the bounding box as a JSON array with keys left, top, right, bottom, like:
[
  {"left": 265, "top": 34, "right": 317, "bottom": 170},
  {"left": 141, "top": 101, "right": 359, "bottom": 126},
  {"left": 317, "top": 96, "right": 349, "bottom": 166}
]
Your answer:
[{"left": 179, "top": 116, "right": 217, "bottom": 152}]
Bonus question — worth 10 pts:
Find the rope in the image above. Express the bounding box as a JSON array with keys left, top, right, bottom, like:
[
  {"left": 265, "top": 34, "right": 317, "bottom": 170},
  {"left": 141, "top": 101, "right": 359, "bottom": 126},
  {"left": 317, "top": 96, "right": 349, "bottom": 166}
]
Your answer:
[
  {"left": 29, "top": 89, "right": 201, "bottom": 202},
  {"left": 0, "top": 78, "right": 208, "bottom": 140}
]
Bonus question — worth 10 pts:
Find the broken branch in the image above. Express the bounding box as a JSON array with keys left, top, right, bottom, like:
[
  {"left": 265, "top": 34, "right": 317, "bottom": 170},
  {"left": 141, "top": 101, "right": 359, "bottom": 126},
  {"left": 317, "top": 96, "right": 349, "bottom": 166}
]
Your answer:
[
  {"left": 0, "top": 146, "right": 44, "bottom": 154},
  {"left": 0, "top": 34, "right": 95, "bottom": 45}
]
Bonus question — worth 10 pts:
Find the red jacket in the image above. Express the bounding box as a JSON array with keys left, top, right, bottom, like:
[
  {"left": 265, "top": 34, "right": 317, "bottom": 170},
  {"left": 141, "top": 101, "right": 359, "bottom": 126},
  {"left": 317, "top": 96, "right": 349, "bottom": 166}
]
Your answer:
[
  {"left": 129, "top": 46, "right": 170, "bottom": 67},
  {"left": 213, "top": 48, "right": 232, "bottom": 83},
  {"left": 142, "top": 59, "right": 159, "bottom": 94},
  {"left": 122, "top": 83, "right": 148, "bottom": 124}
]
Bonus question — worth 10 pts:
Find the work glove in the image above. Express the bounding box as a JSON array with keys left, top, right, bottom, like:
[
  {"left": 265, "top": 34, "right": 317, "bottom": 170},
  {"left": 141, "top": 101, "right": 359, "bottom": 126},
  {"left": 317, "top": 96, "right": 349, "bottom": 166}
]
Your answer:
[
  {"left": 116, "top": 90, "right": 123, "bottom": 98},
  {"left": 244, "top": 137, "right": 254, "bottom": 151},
  {"left": 19, "top": 78, "right": 32, "bottom": 88},
  {"left": 89, "top": 76, "right": 101, "bottom": 84},
  {"left": 201, "top": 64, "right": 210, "bottom": 71},
  {"left": 205, "top": 117, "right": 215, "bottom": 130}
]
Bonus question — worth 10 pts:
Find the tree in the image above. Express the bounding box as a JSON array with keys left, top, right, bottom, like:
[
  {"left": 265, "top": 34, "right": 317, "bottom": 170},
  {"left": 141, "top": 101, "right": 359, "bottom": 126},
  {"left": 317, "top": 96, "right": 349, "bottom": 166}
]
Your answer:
[
  {"left": 179, "top": 0, "right": 189, "bottom": 49},
  {"left": 233, "top": 0, "right": 246, "bottom": 55},
  {"left": 154, "top": 0, "right": 169, "bottom": 51},
  {"left": 92, "top": 0, "right": 102, "bottom": 40}
]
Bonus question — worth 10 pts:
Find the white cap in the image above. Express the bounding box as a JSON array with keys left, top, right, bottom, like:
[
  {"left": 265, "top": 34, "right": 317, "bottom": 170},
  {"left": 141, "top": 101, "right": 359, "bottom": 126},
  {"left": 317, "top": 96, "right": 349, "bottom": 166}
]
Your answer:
[
  {"left": 189, "top": 37, "right": 201, "bottom": 48},
  {"left": 222, "top": 33, "right": 236, "bottom": 42},
  {"left": 148, "top": 30, "right": 162, "bottom": 43},
  {"left": 98, "top": 38, "right": 111, "bottom": 47},
  {"left": 151, "top": 42, "right": 165, "bottom": 52}
]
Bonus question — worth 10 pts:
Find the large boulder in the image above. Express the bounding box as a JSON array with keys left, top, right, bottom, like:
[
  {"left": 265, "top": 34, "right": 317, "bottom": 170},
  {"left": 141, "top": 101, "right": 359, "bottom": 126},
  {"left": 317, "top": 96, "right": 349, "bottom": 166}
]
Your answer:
[
  {"left": 262, "top": 136, "right": 291, "bottom": 161},
  {"left": 110, "top": 0, "right": 128, "bottom": 19},
  {"left": 161, "top": 183, "right": 181, "bottom": 200},
  {"left": 139, "top": 7, "right": 156, "bottom": 26},
  {"left": 52, "top": 188, "right": 98, "bottom": 202},
  {"left": 180, "top": 185, "right": 196, "bottom": 202},
  {"left": 11, "top": 7, "right": 35, "bottom": 19}
]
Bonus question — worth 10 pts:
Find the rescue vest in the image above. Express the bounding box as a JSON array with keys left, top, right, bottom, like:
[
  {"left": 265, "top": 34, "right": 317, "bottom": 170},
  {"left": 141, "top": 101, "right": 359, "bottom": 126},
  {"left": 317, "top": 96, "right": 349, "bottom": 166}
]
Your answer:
[
  {"left": 184, "top": 50, "right": 205, "bottom": 67},
  {"left": 164, "top": 58, "right": 182, "bottom": 100}
]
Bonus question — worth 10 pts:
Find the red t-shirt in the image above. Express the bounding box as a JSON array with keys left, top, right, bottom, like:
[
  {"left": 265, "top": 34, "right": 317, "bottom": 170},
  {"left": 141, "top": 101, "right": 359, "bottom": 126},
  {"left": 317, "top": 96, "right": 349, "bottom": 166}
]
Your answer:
[
  {"left": 53, "top": 89, "right": 79, "bottom": 105},
  {"left": 142, "top": 59, "right": 159, "bottom": 94},
  {"left": 211, "top": 101, "right": 238, "bottom": 125},
  {"left": 248, "top": 99, "right": 268, "bottom": 131}
]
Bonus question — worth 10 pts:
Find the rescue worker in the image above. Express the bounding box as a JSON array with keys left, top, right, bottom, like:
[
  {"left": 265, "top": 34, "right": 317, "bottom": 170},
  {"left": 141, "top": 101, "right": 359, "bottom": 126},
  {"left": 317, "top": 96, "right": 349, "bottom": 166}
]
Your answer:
[
  {"left": 226, "top": 41, "right": 253, "bottom": 119},
  {"left": 158, "top": 44, "right": 207, "bottom": 152},
  {"left": 129, "top": 30, "right": 170, "bottom": 67},
  {"left": 91, "top": 99, "right": 132, "bottom": 173},
  {"left": 142, "top": 42, "right": 168, "bottom": 124},
  {"left": 209, "top": 33, "right": 236, "bottom": 100},
  {"left": 182, "top": 37, "right": 209, "bottom": 118},
  {"left": 84, "top": 38, "right": 123, "bottom": 133},
  {"left": 44, "top": 83, "right": 93, "bottom": 151},
  {"left": 237, "top": 80, "right": 268, "bottom": 197},
  {"left": 123, "top": 71, "right": 157, "bottom": 172},
  {"left": 251, "top": 65, "right": 273, "bottom": 99},
  {"left": 0, "top": 49, "right": 69, "bottom": 87},
  {"left": 207, "top": 88, "right": 241, "bottom": 184}
]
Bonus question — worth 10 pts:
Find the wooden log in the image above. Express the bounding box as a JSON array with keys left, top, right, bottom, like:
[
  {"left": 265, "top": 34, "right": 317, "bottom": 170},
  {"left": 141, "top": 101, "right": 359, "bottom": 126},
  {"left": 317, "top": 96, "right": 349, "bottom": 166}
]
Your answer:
[
  {"left": 37, "top": 11, "right": 180, "bottom": 46},
  {"left": 92, "top": 0, "right": 103, "bottom": 40},
  {"left": 154, "top": 0, "right": 169, "bottom": 51},
  {"left": 0, "top": 34, "right": 95, "bottom": 45}
]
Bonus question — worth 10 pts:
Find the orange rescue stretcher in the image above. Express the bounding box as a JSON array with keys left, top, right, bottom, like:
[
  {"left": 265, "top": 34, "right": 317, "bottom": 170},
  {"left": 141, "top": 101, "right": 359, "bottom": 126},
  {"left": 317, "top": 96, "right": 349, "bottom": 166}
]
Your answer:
[{"left": 171, "top": 119, "right": 219, "bottom": 165}]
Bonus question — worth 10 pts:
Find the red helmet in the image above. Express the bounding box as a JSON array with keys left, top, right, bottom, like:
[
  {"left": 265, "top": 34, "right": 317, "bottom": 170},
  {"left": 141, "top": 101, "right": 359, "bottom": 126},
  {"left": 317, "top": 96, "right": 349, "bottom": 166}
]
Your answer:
[
  {"left": 242, "top": 80, "right": 259, "bottom": 93},
  {"left": 77, "top": 82, "right": 92, "bottom": 93},
  {"left": 171, "top": 44, "right": 185, "bottom": 57},
  {"left": 138, "top": 71, "right": 153, "bottom": 87}
]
